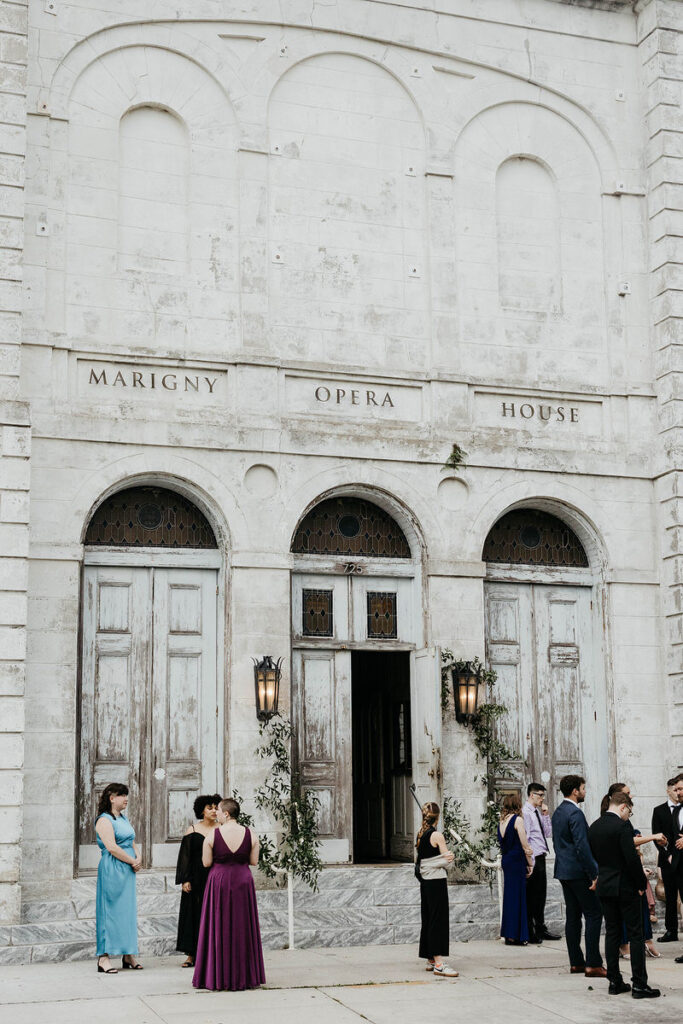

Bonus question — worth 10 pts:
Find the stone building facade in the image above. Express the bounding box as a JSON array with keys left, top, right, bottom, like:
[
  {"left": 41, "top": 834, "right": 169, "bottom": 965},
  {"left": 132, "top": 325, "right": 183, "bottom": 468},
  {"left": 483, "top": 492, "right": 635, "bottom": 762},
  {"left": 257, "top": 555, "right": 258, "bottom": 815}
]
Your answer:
[{"left": 0, "top": 0, "right": 681, "bottom": 938}]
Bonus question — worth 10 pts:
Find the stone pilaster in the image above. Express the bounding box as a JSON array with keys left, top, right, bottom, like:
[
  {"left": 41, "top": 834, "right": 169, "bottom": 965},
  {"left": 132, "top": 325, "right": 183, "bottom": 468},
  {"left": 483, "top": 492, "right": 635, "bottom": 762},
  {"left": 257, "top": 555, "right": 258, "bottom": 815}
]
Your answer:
[
  {"left": 638, "top": 0, "right": 683, "bottom": 767},
  {"left": 0, "top": 0, "right": 28, "bottom": 924}
]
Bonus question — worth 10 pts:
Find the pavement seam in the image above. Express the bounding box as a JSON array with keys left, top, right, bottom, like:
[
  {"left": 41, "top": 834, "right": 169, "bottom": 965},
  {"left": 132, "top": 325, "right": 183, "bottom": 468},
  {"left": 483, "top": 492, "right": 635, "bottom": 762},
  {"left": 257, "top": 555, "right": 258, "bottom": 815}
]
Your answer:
[
  {"left": 139, "top": 994, "right": 174, "bottom": 1022},
  {"left": 478, "top": 976, "right": 574, "bottom": 1022},
  {"left": 316, "top": 985, "right": 381, "bottom": 1024}
]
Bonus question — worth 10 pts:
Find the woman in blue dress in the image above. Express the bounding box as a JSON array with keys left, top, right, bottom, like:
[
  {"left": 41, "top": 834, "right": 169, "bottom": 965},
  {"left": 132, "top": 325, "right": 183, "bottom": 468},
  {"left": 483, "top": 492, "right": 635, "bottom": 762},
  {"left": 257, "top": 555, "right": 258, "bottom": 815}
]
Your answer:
[
  {"left": 95, "top": 782, "right": 142, "bottom": 973},
  {"left": 498, "top": 792, "right": 535, "bottom": 946}
]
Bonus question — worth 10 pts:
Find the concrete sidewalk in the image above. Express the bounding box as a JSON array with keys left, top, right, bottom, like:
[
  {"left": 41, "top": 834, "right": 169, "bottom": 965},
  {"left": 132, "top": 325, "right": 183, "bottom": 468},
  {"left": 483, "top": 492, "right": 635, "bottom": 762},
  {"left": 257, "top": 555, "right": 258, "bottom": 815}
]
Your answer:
[{"left": 1, "top": 941, "right": 682, "bottom": 1023}]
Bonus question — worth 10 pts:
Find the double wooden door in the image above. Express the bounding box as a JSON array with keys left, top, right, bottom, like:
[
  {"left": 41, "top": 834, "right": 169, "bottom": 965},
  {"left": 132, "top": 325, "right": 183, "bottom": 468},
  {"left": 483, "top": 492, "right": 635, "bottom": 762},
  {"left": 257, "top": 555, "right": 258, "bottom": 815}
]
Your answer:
[
  {"left": 291, "top": 570, "right": 440, "bottom": 862},
  {"left": 78, "top": 564, "right": 218, "bottom": 871},
  {"left": 485, "top": 581, "right": 607, "bottom": 819}
]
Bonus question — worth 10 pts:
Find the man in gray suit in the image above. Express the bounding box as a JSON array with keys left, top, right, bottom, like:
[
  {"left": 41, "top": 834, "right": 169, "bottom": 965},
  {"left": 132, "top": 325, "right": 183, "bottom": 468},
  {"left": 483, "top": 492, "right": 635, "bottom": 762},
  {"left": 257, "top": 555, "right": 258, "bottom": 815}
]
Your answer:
[{"left": 551, "top": 774, "right": 606, "bottom": 978}]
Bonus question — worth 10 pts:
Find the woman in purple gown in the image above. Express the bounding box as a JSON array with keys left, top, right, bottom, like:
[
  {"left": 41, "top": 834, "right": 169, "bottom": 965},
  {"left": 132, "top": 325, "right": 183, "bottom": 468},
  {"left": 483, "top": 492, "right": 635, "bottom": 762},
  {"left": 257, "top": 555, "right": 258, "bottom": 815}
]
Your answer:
[{"left": 192, "top": 797, "right": 266, "bottom": 991}]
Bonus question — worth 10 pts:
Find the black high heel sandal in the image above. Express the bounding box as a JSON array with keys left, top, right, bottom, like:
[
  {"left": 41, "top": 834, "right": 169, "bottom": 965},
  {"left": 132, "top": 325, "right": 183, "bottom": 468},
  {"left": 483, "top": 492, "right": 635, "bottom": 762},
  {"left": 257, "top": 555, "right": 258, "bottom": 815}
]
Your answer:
[
  {"left": 121, "top": 955, "right": 143, "bottom": 970},
  {"left": 97, "top": 957, "right": 118, "bottom": 974}
]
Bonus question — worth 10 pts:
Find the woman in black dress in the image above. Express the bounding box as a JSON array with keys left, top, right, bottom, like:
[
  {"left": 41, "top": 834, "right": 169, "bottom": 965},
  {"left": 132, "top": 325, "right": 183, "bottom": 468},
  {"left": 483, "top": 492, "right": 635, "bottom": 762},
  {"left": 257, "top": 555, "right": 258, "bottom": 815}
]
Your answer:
[
  {"left": 416, "top": 801, "right": 457, "bottom": 978},
  {"left": 175, "top": 793, "right": 221, "bottom": 967}
]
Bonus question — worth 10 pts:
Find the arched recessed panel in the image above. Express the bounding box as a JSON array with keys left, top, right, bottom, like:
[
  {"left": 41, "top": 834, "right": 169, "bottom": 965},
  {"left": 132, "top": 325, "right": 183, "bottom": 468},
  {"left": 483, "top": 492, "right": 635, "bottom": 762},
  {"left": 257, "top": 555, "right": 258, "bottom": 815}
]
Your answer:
[
  {"left": 292, "top": 497, "right": 411, "bottom": 559},
  {"left": 496, "top": 157, "right": 560, "bottom": 313},
  {"left": 483, "top": 508, "right": 588, "bottom": 567},
  {"left": 268, "top": 54, "right": 427, "bottom": 368},
  {"left": 85, "top": 486, "right": 217, "bottom": 548},
  {"left": 118, "top": 107, "right": 189, "bottom": 276}
]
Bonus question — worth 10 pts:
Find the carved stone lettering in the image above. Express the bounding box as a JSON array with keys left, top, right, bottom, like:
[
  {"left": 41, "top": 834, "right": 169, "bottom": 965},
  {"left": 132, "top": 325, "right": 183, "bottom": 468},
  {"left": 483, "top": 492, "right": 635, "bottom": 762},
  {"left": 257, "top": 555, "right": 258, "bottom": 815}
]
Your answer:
[{"left": 78, "top": 360, "right": 226, "bottom": 404}]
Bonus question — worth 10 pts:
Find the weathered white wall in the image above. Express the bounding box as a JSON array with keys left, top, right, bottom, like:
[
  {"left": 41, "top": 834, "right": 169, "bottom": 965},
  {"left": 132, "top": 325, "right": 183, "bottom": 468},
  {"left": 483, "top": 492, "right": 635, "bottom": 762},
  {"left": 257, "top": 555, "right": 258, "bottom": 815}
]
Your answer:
[
  {"left": 8, "top": 0, "right": 677, "bottom": 904},
  {"left": 0, "top": 0, "right": 29, "bottom": 925}
]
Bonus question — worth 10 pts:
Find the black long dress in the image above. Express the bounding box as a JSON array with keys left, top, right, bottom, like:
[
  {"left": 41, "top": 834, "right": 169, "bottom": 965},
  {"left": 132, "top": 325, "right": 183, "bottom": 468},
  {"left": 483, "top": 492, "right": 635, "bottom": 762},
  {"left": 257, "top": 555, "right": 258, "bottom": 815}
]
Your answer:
[
  {"left": 176, "top": 826, "right": 211, "bottom": 957},
  {"left": 418, "top": 827, "right": 449, "bottom": 958}
]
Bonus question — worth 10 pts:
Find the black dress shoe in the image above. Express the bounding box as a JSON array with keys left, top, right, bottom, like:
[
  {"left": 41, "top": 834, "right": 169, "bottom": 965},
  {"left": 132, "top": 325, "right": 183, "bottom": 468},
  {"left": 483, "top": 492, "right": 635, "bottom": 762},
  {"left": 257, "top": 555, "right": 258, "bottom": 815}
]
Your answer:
[
  {"left": 608, "top": 981, "right": 631, "bottom": 995},
  {"left": 540, "top": 929, "right": 561, "bottom": 941},
  {"left": 632, "top": 985, "right": 661, "bottom": 999},
  {"left": 658, "top": 931, "right": 678, "bottom": 942},
  {"left": 675, "top": 954, "right": 683, "bottom": 963}
]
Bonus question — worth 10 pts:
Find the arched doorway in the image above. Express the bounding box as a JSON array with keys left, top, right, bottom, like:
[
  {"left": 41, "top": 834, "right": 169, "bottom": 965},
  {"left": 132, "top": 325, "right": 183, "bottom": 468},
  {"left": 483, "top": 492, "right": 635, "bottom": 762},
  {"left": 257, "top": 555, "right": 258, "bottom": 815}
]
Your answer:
[
  {"left": 77, "top": 485, "right": 222, "bottom": 872},
  {"left": 291, "top": 495, "right": 431, "bottom": 864},
  {"left": 483, "top": 507, "right": 609, "bottom": 818}
]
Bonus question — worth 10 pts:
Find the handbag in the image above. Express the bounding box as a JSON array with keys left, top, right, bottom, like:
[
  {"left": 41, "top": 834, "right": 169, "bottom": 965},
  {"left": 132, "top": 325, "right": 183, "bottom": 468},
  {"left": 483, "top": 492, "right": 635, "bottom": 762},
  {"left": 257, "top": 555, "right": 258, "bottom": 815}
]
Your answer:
[{"left": 419, "top": 853, "right": 451, "bottom": 880}]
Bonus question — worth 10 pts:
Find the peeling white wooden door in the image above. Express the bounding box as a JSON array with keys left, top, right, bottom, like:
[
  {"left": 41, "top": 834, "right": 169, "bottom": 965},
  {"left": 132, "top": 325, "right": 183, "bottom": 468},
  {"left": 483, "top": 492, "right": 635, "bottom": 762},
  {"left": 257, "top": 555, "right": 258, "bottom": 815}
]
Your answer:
[
  {"left": 150, "top": 568, "right": 218, "bottom": 868},
  {"left": 79, "top": 565, "right": 217, "bottom": 871},
  {"left": 485, "top": 582, "right": 603, "bottom": 815},
  {"left": 410, "top": 648, "right": 442, "bottom": 811},
  {"left": 292, "top": 647, "right": 352, "bottom": 863}
]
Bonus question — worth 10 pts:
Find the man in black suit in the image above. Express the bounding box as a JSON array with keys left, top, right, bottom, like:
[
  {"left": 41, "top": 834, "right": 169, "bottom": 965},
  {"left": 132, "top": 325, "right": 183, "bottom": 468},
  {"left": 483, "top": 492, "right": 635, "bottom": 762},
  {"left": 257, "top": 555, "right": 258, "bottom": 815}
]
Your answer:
[
  {"left": 588, "top": 791, "right": 660, "bottom": 999},
  {"left": 652, "top": 773, "right": 683, "bottom": 941}
]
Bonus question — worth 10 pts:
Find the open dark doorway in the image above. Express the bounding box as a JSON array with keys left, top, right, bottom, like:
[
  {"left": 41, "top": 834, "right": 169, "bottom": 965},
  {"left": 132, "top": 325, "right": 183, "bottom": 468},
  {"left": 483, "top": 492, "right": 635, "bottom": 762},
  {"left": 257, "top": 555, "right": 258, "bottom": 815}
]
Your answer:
[{"left": 352, "top": 651, "right": 412, "bottom": 863}]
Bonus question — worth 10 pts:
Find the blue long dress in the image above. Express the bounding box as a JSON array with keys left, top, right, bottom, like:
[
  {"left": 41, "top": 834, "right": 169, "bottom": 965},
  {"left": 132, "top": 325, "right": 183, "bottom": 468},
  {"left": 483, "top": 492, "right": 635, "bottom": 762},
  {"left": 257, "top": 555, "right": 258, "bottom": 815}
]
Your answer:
[
  {"left": 95, "top": 812, "right": 138, "bottom": 956},
  {"left": 498, "top": 814, "right": 530, "bottom": 943}
]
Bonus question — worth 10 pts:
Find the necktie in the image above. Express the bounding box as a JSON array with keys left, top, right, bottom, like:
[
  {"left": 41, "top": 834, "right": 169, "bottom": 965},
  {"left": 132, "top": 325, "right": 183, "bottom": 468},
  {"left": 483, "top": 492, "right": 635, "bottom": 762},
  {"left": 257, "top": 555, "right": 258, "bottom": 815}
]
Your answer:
[{"left": 535, "top": 809, "right": 549, "bottom": 852}]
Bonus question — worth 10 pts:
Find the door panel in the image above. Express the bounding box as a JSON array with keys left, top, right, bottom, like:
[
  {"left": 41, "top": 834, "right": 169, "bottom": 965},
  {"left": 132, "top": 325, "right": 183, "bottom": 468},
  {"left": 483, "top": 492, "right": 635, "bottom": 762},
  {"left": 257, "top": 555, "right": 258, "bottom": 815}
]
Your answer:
[
  {"left": 485, "top": 581, "right": 600, "bottom": 814},
  {"left": 350, "top": 576, "right": 414, "bottom": 643},
  {"left": 79, "top": 567, "right": 150, "bottom": 871},
  {"left": 150, "top": 568, "right": 218, "bottom": 868},
  {"left": 410, "top": 647, "right": 441, "bottom": 809},
  {"left": 484, "top": 585, "right": 532, "bottom": 787},
  {"left": 292, "top": 647, "right": 352, "bottom": 862},
  {"left": 79, "top": 564, "right": 218, "bottom": 872}
]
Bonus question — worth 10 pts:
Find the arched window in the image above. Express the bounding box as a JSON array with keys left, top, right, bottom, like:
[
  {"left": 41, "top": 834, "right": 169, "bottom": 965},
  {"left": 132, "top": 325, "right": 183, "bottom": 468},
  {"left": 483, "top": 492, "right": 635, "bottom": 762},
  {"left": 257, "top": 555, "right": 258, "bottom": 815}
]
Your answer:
[
  {"left": 118, "top": 106, "right": 189, "bottom": 276},
  {"left": 483, "top": 508, "right": 587, "bottom": 567},
  {"left": 85, "top": 486, "right": 217, "bottom": 548},
  {"left": 292, "top": 497, "right": 411, "bottom": 558}
]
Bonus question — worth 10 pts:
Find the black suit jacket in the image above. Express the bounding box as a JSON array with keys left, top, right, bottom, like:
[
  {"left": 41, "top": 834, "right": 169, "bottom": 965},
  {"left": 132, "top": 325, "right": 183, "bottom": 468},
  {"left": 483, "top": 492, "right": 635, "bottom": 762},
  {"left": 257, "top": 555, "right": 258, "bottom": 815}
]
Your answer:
[
  {"left": 652, "top": 801, "right": 676, "bottom": 868},
  {"left": 588, "top": 812, "right": 647, "bottom": 900}
]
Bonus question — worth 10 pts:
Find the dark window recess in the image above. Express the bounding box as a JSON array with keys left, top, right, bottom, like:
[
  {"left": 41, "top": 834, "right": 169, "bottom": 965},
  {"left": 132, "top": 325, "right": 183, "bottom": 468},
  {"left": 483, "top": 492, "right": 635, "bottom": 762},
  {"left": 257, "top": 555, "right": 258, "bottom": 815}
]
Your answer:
[
  {"left": 85, "top": 486, "right": 217, "bottom": 549},
  {"left": 483, "top": 508, "right": 588, "bottom": 567},
  {"left": 292, "top": 497, "right": 411, "bottom": 559},
  {"left": 302, "top": 589, "right": 334, "bottom": 637},
  {"left": 367, "top": 591, "right": 398, "bottom": 639}
]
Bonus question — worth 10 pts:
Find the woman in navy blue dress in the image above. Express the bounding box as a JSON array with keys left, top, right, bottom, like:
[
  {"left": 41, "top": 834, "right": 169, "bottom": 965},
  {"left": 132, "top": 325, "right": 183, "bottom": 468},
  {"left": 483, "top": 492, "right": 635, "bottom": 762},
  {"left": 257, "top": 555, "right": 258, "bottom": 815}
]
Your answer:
[{"left": 498, "top": 793, "right": 534, "bottom": 945}]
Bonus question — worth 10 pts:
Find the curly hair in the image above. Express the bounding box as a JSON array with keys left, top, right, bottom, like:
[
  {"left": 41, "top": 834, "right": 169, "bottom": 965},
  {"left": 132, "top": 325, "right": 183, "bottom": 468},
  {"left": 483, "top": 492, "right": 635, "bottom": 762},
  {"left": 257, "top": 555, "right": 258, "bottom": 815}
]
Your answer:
[
  {"left": 415, "top": 801, "right": 440, "bottom": 849},
  {"left": 193, "top": 793, "right": 222, "bottom": 820}
]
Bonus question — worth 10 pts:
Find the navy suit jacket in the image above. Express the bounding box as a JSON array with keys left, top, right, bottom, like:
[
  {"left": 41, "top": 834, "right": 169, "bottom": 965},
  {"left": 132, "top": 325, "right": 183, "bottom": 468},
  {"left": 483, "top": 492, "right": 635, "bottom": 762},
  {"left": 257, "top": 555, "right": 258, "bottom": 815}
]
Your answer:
[{"left": 551, "top": 799, "right": 599, "bottom": 881}]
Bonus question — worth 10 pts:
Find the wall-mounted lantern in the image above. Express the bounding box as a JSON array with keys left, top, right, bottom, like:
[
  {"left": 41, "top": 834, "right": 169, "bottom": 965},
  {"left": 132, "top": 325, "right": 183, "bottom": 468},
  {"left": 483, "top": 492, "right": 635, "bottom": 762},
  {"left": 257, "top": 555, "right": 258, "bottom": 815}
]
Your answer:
[
  {"left": 253, "top": 655, "right": 282, "bottom": 721},
  {"left": 454, "top": 661, "right": 482, "bottom": 724}
]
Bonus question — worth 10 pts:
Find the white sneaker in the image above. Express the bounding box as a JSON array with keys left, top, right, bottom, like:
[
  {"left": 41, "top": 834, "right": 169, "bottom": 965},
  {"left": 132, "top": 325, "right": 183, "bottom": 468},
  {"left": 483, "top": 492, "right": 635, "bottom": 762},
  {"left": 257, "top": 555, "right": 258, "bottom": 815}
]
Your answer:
[
  {"left": 433, "top": 963, "right": 458, "bottom": 978},
  {"left": 425, "top": 960, "right": 435, "bottom": 972}
]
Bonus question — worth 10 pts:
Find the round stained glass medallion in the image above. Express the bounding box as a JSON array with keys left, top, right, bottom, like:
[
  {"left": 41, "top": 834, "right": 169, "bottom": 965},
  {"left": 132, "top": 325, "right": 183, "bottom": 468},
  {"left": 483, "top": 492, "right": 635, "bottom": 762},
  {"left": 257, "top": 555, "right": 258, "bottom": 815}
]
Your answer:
[
  {"left": 338, "top": 514, "right": 361, "bottom": 538},
  {"left": 137, "top": 503, "right": 163, "bottom": 530},
  {"left": 520, "top": 525, "right": 541, "bottom": 549}
]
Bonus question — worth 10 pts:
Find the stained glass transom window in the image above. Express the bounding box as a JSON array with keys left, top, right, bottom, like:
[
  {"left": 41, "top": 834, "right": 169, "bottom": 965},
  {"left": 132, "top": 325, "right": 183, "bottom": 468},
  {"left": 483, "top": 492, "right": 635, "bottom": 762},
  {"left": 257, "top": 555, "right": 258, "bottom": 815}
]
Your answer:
[
  {"left": 85, "top": 486, "right": 217, "bottom": 548},
  {"left": 483, "top": 509, "right": 588, "bottom": 567},
  {"left": 367, "top": 591, "right": 398, "bottom": 639},
  {"left": 302, "top": 589, "right": 334, "bottom": 637},
  {"left": 292, "top": 498, "right": 411, "bottom": 559}
]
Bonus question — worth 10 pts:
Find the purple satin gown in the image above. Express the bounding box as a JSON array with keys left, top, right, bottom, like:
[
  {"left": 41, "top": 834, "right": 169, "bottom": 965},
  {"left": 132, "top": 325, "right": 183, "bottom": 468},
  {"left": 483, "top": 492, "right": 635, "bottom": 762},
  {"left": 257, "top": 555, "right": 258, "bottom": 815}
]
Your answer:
[{"left": 192, "top": 827, "right": 266, "bottom": 991}]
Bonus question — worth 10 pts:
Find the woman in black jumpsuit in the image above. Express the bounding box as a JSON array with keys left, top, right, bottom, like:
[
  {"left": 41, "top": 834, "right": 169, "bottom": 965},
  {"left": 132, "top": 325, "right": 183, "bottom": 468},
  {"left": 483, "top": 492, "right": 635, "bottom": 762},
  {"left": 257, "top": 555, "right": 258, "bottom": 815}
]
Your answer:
[{"left": 175, "top": 793, "right": 221, "bottom": 966}]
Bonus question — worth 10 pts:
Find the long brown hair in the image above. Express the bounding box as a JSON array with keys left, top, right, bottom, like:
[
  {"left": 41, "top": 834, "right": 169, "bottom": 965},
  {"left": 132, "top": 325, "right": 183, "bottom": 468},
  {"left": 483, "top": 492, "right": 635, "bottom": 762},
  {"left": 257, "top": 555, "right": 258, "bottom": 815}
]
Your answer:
[
  {"left": 416, "top": 801, "right": 440, "bottom": 849},
  {"left": 500, "top": 792, "right": 522, "bottom": 819}
]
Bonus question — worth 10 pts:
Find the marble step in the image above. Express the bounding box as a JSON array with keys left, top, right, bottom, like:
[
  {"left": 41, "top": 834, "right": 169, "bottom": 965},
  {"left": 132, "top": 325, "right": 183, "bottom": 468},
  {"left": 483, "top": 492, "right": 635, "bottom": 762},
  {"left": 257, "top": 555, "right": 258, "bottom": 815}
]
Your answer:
[{"left": 0, "top": 914, "right": 522, "bottom": 966}]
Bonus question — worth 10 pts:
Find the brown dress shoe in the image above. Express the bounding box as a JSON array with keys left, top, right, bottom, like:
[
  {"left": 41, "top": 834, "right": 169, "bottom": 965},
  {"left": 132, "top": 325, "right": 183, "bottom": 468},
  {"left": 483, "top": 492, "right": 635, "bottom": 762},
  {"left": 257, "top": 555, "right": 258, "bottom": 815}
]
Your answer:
[
  {"left": 570, "top": 966, "right": 586, "bottom": 974},
  {"left": 585, "top": 967, "right": 608, "bottom": 978}
]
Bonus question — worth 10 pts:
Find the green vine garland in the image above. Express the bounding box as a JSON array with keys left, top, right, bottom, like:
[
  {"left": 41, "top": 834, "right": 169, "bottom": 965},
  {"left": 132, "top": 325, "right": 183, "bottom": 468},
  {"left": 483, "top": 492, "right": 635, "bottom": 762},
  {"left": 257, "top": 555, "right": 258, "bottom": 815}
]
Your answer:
[{"left": 249, "top": 715, "right": 323, "bottom": 891}]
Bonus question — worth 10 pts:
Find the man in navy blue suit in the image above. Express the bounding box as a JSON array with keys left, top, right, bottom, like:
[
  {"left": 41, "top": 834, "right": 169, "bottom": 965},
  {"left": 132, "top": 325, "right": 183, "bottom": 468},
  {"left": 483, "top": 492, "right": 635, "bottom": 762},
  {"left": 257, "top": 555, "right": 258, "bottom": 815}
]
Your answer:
[{"left": 551, "top": 774, "right": 606, "bottom": 978}]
